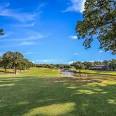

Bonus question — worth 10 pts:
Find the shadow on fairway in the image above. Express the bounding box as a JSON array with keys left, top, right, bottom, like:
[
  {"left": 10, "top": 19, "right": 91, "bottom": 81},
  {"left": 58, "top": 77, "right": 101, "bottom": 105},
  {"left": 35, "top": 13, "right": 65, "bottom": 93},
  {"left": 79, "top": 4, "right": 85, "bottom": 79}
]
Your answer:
[{"left": 0, "top": 76, "right": 116, "bottom": 116}]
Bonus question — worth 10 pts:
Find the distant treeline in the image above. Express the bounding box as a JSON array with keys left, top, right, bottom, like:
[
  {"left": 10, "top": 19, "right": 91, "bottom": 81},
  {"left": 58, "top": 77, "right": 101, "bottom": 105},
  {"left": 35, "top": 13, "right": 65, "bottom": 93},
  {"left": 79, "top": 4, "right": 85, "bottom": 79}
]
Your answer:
[
  {"left": 36, "top": 59, "right": 116, "bottom": 71},
  {"left": 71, "top": 60, "right": 116, "bottom": 71},
  {"left": 36, "top": 64, "right": 71, "bottom": 69},
  {"left": 0, "top": 51, "right": 34, "bottom": 74},
  {"left": 0, "top": 51, "right": 116, "bottom": 74}
]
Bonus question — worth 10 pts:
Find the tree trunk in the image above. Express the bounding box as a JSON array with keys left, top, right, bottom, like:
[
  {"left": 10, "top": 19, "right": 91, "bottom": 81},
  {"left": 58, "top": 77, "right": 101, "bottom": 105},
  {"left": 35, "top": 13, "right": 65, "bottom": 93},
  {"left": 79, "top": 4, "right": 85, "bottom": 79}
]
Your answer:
[
  {"left": 4, "top": 68, "right": 7, "bottom": 73},
  {"left": 14, "top": 66, "right": 17, "bottom": 74},
  {"left": 79, "top": 70, "right": 81, "bottom": 77}
]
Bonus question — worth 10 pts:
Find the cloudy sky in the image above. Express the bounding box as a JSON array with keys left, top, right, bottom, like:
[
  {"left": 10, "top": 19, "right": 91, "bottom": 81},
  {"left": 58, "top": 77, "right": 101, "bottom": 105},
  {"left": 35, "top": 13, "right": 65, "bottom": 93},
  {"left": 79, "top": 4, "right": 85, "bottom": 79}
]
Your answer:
[{"left": 0, "top": 0, "right": 116, "bottom": 64}]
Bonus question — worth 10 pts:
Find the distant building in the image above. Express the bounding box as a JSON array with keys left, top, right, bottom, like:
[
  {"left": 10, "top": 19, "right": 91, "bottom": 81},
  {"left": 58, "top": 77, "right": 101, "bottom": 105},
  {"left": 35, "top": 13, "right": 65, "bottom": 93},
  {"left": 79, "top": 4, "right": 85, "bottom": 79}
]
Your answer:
[{"left": 89, "top": 65, "right": 109, "bottom": 70}]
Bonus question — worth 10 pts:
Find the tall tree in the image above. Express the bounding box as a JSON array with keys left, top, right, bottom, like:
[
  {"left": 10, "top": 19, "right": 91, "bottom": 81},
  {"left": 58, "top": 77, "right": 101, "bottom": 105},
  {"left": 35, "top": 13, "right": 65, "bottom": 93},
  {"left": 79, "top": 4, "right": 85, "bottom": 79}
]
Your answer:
[
  {"left": 109, "top": 59, "right": 116, "bottom": 70},
  {"left": 2, "top": 51, "right": 14, "bottom": 72},
  {"left": 1, "top": 51, "right": 32, "bottom": 73},
  {"left": 76, "top": 0, "right": 116, "bottom": 54},
  {"left": 0, "top": 56, "right": 2, "bottom": 67},
  {"left": 12, "top": 52, "right": 24, "bottom": 74}
]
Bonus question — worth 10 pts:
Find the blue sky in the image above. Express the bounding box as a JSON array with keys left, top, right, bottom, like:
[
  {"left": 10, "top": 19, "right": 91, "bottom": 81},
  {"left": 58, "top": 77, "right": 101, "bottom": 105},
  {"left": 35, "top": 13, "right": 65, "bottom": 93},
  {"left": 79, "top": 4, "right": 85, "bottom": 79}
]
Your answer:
[{"left": 0, "top": 0, "right": 116, "bottom": 64}]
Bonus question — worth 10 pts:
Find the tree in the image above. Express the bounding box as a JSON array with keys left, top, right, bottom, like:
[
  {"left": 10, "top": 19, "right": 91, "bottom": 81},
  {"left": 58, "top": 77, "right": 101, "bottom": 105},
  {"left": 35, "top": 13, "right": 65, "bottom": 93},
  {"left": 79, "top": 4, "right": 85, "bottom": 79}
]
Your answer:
[
  {"left": 18, "top": 58, "right": 32, "bottom": 70},
  {"left": 12, "top": 52, "right": 24, "bottom": 74},
  {"left": 72, "top": 62, "right": 85, "bottom": 70},
  {"left": 76, "top": 0, "right": 116, "bottom": 54},
  {"left": 2, "top": 51, "right": 14, "bottom": 72},
  {"left": 72, "top": 61, "right": 85, "bottom": 76},
  {"left": 0, "top": 56, "right": 2, "bottom": 67},
  {"left": 83, "top": 62, "right": 93, "bottom": 69},
  {"left": 1, "top": 51, "right": 33, "bottom": 74},
  {"left": 109, "top": 59, "right": 116, "bottom": 70}
]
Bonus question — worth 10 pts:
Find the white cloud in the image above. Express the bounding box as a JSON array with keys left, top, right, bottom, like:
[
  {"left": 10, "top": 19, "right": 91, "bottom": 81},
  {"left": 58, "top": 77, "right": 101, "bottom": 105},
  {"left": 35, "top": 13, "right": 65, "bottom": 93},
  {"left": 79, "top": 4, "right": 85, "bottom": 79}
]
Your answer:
[
  {"left": 99, "top": 50, "right": 104, "bottom": 53},
  {"left": 68, "top": 60, "right": 74, "bottom": 64},
  {"left": 0, "top": 30, "right": 46, "bottom": 47},
  {"left": 32, "top": 59, "right": 51, "bottom": 64},
  {"left": 13, "top": 22, "right": 35, "bottom": 28},
  {"left": 70, "top": 35, "right": 78, "bottom": 40},
  {"left": 40, "top": 59, "right": 59, "bottom": 64},
  {"left": 20, "top": 41, "right": 36, "bottom": 46},
  {"left": 64, "top": 0, "right": 86, "bottom": 13},
  {"left": 73, "top": 52, "right": 79, "bottom": 55},
  {"left": 0, "top": 33, "right": 10, "bottom": 39},
  {"left": 24, "top": 52, "right": 33, "bottom": 55},
  {"left": 88, "top": 60, "right": 94, "bottom": 62},
  {"left": 21, "top": 34, "right": 44, "bottom": 41},
  {"left": 1, "top": 32, "right": 44, "bottom": 41},
  {"left": 18, "top": 33, "right": 45, "bottom": 46},
  {"left": 34, "top": 59, "right": 66, "bottom": 64},
  {"left": 0, "top": 8, "right": 36, "bottom": 23},
  {"left": 0, "top": 2, "right": 43, "bottom": 23},
  {"left": 41, "top": 59, "right": 51, "bottom": 63}
]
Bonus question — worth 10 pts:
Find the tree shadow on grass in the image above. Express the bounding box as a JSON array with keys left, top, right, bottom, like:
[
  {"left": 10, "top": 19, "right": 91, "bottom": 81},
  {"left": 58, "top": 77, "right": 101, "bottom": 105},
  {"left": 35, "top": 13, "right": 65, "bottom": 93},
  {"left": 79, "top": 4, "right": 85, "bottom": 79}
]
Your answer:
[
  {"left": 0, "top": 70, "right": 14, "bottom": 74},
  {"left": 0, "top": 76, "right": 116, "bottom": 116}
]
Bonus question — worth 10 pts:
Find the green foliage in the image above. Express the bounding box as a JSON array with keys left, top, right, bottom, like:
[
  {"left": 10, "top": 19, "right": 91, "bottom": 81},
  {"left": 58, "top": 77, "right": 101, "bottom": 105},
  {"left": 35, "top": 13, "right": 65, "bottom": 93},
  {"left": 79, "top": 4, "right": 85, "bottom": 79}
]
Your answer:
[
  {"left": 36, "top": 64, "right": 72, "bottom": 70},
  {"left": 109, "top": 59, "right": 116, "bottom": 70},
  {"left": 2, "top": 51, "right": 14, "bottom": 71},
  {"left": 71, "top": 60, "right": 116, "bottom": 71},
  {"left": 76, "top": 0, "right": 116, "bottom": 54},
  {"left": 72, "top": 61, "right": 85, "bottom": 70},
  {"left": 1, "top": 51, "right": 33, "bottom": 74}
]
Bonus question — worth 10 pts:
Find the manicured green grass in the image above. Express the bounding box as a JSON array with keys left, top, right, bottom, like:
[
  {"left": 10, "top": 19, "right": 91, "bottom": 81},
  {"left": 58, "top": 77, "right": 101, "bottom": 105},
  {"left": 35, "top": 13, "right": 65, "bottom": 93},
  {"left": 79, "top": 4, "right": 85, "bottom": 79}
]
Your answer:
[
  {"left": 0, "top": 68, "right": 116, "bottom": 116},
  {"left": 0, "top": 67, "right": 61, "bottom": 77},
  {"left": 0, "top": 68, "right": 14, "bottom": 74},
  {"left": 20, "top": 67, "right": 61, "bottom": 77}
]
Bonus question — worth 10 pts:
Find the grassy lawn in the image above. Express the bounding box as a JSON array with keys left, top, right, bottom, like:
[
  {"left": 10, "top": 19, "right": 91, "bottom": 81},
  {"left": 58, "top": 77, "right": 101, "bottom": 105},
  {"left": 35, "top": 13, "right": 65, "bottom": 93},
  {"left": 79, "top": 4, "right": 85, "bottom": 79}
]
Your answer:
[
  {"left": 0, "top": 68, "right": 116, "bottom": 116},
  {"left": 0, "top": 67, "right": 61, "bottom": 78},
  {"left": 20, "top": 67, "right": 62, "bottom": 77}
]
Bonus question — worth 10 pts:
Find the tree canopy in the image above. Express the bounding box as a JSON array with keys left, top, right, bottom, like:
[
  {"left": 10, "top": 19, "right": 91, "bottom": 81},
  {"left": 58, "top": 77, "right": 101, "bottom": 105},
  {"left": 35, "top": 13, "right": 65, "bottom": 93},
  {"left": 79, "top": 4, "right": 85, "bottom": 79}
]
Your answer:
[
  {"left": 76, "top": 0, "right": 116, "bottom": 54},
  {"left": 1, "top": 51, "right": 33, "bottom": 74}
]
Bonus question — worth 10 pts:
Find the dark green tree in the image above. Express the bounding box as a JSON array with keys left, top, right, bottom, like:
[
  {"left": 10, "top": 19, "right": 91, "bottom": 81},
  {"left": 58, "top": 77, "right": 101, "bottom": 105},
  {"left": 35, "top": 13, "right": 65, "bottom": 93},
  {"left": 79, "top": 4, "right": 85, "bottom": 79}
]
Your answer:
[
  {"left": 12, "top": 52, "right": 24, "bottom": 74},
  {"left": 83, "top": 62, "right": 93, "bottom": 69},
  {"left": 1, "top": 51, "right": 33, "bottom": 74},
  {"left": 18, "top": 58, "right": 32, "bottom": 70},
  {"left": 0, "top": 56, "right": 2, "bottom": 67},
  {"left": 76, "top": 0, "right": 116, "bottom": 54},
  {"left": 2, "top": 51, "right": 14, "bottom": 72},
  {"left": 109, "top": 59, "right": 116, "bottom": 70}
]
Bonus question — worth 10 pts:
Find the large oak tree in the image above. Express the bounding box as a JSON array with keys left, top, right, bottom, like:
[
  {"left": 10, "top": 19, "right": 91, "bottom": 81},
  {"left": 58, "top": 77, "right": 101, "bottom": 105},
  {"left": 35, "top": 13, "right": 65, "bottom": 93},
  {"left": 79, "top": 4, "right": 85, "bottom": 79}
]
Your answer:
[
  {"left": 1, "top": 51, "right": 33, "bottom": 74},
  {"left": 76, "top": 0, "right": 116, "bottom": 54}
]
